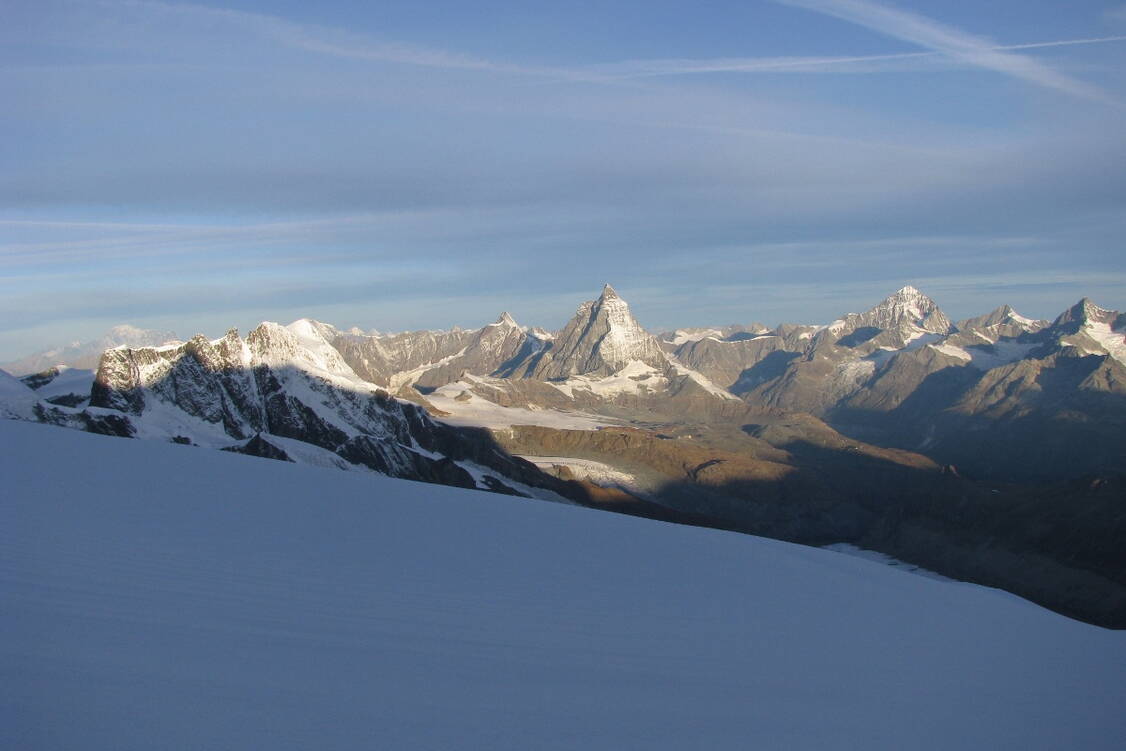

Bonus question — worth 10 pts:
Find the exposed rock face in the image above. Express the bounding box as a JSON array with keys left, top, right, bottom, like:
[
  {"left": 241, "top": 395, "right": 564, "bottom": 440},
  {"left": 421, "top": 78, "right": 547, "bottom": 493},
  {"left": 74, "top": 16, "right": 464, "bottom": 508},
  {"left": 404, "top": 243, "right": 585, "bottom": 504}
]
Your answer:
[
  {"left": 956, "top": 304, "right": 1046, "bottom": 334},
  {"left": 742, "top": 287, "right": 954, "bottom": 414},
  {"left": 526, "top": 284, "right": 669, "bottom": 379},
  {"left": 328, "top": 313, "right": 535, "bottom": 392},
  {"left": 819, "top": 298, "right": 1126, "bottom": 482},
  {"left": 331, "top": 327, "right": 476, "bottom": 388},
  {"left": 1050, "top": 298, "right": 1126, "bottom": 365},
  {"left": 836, "top": 285, "right": 953, "bottom": 342},
  {"left": 413, "top": 313, "right": 532, "bottom": 389},
  {"left": 82, "top": 321, "right": 577, "bottom": 497},
  {"left": 670, "top": 333, "right": 792, "bottom": 391}
]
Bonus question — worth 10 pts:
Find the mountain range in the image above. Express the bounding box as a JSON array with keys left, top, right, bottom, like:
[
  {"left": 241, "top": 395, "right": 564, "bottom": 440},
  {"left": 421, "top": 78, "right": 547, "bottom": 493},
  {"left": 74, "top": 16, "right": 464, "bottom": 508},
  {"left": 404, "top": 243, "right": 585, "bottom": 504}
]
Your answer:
[{"left": 2, "top": 284, "right": 1125, "bottom": 626}]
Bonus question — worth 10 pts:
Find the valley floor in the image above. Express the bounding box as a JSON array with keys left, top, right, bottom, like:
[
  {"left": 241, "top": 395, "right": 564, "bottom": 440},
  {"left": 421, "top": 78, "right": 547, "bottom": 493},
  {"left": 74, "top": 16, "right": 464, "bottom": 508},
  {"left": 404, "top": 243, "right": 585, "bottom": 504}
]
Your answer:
[{"left": 2, "top": 420, "right": 1125, "bottom": 750}]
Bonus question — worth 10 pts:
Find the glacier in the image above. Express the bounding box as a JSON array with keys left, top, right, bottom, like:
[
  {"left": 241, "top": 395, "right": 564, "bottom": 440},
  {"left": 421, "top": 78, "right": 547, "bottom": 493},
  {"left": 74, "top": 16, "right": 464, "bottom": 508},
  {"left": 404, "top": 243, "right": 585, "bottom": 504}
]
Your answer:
[{"left": 2, "top": 419, "right": 1125, "bottom": 750}]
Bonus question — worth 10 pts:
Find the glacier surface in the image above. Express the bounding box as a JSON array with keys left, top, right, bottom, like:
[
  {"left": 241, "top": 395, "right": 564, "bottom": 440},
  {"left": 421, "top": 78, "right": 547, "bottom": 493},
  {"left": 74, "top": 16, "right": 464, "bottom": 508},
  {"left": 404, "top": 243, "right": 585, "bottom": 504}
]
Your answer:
[{"left": 2, "top": 419, "right": 1125, "bottom": 750}]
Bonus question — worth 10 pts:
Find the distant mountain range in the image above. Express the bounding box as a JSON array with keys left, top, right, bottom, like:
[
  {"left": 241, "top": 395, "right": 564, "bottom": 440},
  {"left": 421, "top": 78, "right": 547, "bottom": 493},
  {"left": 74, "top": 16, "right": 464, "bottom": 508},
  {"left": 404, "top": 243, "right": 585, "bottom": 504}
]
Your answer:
[
  {"left": 2, "top": 284, "right": 1125, "bottom": 627},
  {"left": 2, "top": 324, "right": 178, "bottom": 376}
]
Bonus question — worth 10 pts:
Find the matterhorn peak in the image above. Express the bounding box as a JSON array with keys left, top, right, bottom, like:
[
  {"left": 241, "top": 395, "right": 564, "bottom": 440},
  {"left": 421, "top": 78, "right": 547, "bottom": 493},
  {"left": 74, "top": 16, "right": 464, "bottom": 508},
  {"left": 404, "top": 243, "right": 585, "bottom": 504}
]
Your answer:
[
  {"left": 528, "top": 285, "right": 667, "bottom": 379},
  {"left": 494, "top": 311, "right": 519, "bottom": 328}
]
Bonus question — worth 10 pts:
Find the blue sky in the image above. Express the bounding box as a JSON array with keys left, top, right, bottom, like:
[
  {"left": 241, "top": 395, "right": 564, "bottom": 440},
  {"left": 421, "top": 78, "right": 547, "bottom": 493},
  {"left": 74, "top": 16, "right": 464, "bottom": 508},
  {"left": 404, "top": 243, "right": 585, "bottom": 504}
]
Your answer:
[{"left": 2, "top": 0, "right": 1125, "bottom": 357}]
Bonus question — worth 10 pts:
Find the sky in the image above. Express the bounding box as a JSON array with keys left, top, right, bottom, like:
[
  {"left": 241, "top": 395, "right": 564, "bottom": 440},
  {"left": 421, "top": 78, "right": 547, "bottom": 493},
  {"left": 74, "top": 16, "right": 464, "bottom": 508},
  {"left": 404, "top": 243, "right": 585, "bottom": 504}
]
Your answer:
[{"left": 2, "top": 0, "right": 1125, "bottom": 358}]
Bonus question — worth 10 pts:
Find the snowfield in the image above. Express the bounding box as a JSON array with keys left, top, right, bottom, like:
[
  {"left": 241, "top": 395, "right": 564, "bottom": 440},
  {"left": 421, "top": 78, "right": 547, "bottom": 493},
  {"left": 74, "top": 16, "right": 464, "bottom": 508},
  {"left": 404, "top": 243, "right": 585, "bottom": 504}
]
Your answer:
[{"left": 2, "top": 419, "right": 1125, "bottom": 750}]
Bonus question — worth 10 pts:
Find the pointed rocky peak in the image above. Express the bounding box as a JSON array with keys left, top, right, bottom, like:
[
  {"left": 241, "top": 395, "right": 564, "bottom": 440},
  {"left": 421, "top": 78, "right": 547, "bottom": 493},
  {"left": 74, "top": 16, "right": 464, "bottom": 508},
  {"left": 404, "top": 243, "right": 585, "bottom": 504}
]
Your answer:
[
  {"left": 182, "top": 333, "right": 211, "bottom": 353},
  {"left": 958, "top": 305, "right": 1044, "bottom": 332},
  {"left": 851, "top": 285, "right": 952, "bottom": 335},
  {"left": 1049, "top": 299, "right": 1126, "bottom": 363},
  {"left": 874, "top": 286, "right": 937, "bottom": 318},
  {"left": 529, "top": 285, "right": 668, "bottom": 380},
  {"left": 1057, "top": 298, "right": 1121, "bottom": 326},
  {"left": 493, "top": 311, "right": 519, "bottom": 328}
]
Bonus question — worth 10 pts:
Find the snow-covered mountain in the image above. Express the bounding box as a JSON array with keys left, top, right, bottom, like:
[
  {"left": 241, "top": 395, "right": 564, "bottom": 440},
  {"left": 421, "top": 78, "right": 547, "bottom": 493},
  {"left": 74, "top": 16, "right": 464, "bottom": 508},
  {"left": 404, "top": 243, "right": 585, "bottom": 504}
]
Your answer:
[
  {"left": 830, "top": 285, "right": 953, "bottom": 344},
  {"left": 2, "top": 324, "right": 179, "bottom": 375},
  {"left": 22, "top": 320, "right": 589, "bottom": 501},
  {"left": 0, "top": 369, "right": 39, "bottom": 420},
  {"left": 526, "top": 284, "right": 669, "bottom": 379},
  {"left": 18, "top": 365, "right": 95, "bottom": 407},
  {"left": 956, "top": 303, "right": 1047, "bottom": 333},
  {"left": 331, "top": 311, "right": 535, "bottom": 393}
]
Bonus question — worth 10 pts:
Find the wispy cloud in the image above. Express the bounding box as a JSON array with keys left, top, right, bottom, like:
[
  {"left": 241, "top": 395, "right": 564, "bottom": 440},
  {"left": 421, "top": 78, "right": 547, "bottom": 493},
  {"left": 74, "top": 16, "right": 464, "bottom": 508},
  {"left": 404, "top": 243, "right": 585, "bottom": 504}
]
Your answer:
[
  {"left": 93, "top": 1, "right": 1126, "bottom": 88},
  {"left": 97, "top": 0, "right": 604, "bottom": 82},
  {"left": 775, "top": 0, "right": 1120, "bottom": 103},
  {"left": 590, "top": 35, "right": 1126, "bottom": 78}
]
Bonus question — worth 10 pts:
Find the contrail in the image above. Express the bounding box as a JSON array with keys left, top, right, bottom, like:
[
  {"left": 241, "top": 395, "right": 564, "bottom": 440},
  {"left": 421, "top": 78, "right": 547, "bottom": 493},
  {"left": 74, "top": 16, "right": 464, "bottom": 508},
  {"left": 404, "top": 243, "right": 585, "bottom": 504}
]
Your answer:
[{"left": 774, "top": 0, "right": 1119, "bottom": 103}]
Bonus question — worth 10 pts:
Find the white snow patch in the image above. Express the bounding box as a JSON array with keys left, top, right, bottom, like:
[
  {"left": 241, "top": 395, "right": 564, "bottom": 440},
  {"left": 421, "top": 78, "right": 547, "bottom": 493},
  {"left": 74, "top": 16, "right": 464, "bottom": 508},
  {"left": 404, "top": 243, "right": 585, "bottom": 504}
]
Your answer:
[
  {"left": 930, "top": 344, "right": 972, "bottom": 361},
  {"left": 256, "top": 433, "right": 364, "bottom": 472},
  {"left": 964, "top": 340, "right": 1039, "bottom": 370},
  {"left": 456, "top": 459, "right": 574, "bottom": 505},
  {"left": 972, "top": 330, "right": 996, "bottom": 344},
  {"left": 1086, "top": 320, "right": 1126, "bottom": 365},
  {"left": 669, "top": 362, "right": 740, "bottom": 400},
  {"left": 427, "top": 381, "right": 611, "bottom": 431},
  {"left": 32, "top": 367, "right": 95, "bottom": 402},
  {"left": 0, "top": 369, "right": 41, "bottom": 420},
  {"left": 387, "top": 347, "right": 468, "bottom": 391},
  {"left": 122, "top": 398, "right": 242, "bottom": 448},
  {"left": 517, "top": 455, "right": 641, "bottom": 492},
  {"left": 668, "top": 328, "right": 724, "bottom": 346},
  {"left": 563, "top": 360, "right": 668, "bottom": 398},
  {"left": 828, "top": 358, "right": 876, "bottom": 397}
]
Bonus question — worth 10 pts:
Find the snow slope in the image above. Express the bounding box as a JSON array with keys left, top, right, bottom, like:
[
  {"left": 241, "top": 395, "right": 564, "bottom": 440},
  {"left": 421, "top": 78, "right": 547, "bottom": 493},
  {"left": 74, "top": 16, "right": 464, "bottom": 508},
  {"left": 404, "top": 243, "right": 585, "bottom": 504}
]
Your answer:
[
  {"left": 2, "top": 419, "right": 1125, "bottom": 751},
  {"left": 0, "top": 369, "right": 40, "bottom": 419}
]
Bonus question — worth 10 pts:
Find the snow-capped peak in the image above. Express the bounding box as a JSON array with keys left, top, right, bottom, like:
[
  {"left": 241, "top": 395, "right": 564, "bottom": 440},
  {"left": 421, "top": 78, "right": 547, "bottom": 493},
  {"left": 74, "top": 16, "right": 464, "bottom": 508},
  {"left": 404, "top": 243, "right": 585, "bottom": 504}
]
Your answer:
[
  {"left": 529, "top": 285, "right": 667, "bottom": 379},
  {"left": 247, "top": 320, "right": 362, "bottom": 385},
  {"left": 1050, "top": 299, "right": 1126, "bottom": 364},
  {"left": 1052, "top": 298, "right": 1119, "bottom": 329},
  {"left": 492, "top": 312, "right": 519, "bottom": 328},
  {"left": 858, "top": 285, "right": 952, "bottom": 335}
]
